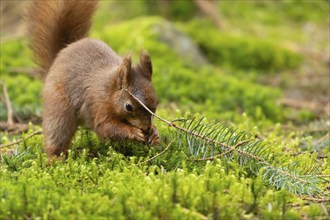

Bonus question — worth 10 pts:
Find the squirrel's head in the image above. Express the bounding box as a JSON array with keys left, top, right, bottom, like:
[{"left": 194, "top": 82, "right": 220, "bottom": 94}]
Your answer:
[{"left": 112, "top": 50, "right": 158, "bottom": 134}]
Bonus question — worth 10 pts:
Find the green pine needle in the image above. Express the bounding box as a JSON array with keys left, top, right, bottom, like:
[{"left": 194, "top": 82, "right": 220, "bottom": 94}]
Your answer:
[
  {"left": 171, "top": 117, "right": 323, "bottom": 196},
  {"left": 126, "top": 90, "right": 325, "bottom": 196}
]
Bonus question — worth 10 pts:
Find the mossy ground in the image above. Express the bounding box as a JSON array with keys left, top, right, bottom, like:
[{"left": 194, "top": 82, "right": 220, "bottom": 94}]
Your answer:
[{"left": 1, "top": 1, "right": 329, "bottom": 219}]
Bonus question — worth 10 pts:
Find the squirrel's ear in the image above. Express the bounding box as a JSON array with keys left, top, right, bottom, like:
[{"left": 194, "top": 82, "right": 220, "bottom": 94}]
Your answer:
[
  {"left": 139, "top": 50, "right": 152, "bottom": 81},
  {"left": 117, "top": 54, "right": 132, "bottom": 90}
]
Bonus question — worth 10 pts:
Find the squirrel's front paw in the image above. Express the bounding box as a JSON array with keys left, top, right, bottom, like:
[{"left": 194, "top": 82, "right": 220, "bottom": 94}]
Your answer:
[
  {"left": 128, "top": 127, "right": 146, "bottom": 143},
  {"left": 147, "top": 125, "right": 161, "bottom": 146}
]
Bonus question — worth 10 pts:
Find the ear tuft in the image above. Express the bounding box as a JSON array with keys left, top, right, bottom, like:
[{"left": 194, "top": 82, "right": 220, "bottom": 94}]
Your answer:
[
  {"left": 139, "top": 49, "right": 152, "bottom": 81},
  {"left": 123, "top": 53, "right": 132, "bottom": 68},
  {"left": 117, "top": 53, "right": 132, "bottom": 90}
]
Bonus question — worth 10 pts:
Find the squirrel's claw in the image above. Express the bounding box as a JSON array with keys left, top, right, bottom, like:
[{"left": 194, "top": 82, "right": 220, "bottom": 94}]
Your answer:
[
  {"left": 147, "top": 125, "right": 161, "bottom": 146},
  {"left": 129, "top": 127, "right": 146, "bottom": 143}
]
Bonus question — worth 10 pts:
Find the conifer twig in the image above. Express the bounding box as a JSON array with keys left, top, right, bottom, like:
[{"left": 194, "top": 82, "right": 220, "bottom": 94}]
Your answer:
[
  {"left": 0, "top": 129, "right": 42, "bottom": 149},
  {"left": 128, "top": 88, "right": 311, "bottom": 185},
  {"left": 126, "top": 89, "right": 323, "bottom": 195},
  {"left": 191, "top": 139, "right": 251, "bottom": 161}
]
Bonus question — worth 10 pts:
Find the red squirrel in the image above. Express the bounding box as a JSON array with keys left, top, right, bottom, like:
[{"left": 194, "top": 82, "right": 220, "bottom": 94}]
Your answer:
[{"left": 28, "top": 0, "right": 160, "bottom": 160}]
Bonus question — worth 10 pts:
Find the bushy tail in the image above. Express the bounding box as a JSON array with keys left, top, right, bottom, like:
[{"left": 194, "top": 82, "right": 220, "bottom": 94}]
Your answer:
[{"left": 28, "top": 0, "right": 98, "bottom": 76}]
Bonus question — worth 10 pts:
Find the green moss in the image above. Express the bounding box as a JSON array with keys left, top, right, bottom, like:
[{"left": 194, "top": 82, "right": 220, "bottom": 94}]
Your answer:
[
  {"left": 182, "top": 20, "right": 303, "bottom": 72},
  {"left": 219, "top": 1, "right": 329, "bottom": 25},
  {"left": 1, "top": 127, "right": 328, "bottom": 219}
]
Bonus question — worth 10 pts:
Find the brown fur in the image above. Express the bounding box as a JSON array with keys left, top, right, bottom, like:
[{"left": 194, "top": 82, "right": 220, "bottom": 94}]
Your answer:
[{"left": 28, "top": 0, "right": 160, "bottom": 160}]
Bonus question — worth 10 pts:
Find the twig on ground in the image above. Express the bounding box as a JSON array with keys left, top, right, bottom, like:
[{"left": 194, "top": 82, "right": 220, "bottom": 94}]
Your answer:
[
  {"left": 0, "top": 129, "right": 42, "bottom": 149},
  {"left": 290, "top": 151, "right": 328, "bottom": 159},
  {"left": 299, "top": 195, "right": 330, "bottom": 203},
  {"left": 0, "top": 122, "right": 29, "bottom": 135},
  {"left": 139, "top": 140, "right": 173, "bottom": 165},
  {"left": 317, "top": 132, "right": 330, "bottom": 143},
  {"left": 8, "top": 67, "right": 42, "bottom": 79},
  {"left": 0, "top": 81, "right": 14, "bottom": 126}
]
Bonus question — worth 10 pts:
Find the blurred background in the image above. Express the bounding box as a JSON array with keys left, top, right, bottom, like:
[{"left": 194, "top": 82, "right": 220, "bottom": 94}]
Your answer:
[{"left": 1, "top": 0, "right": 329, "bottom": 135}]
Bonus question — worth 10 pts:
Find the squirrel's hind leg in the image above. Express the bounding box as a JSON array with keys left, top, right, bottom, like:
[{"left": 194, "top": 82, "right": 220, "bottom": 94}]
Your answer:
[{"left": 42, "top": 87, "right": 78, "bottom": 161}]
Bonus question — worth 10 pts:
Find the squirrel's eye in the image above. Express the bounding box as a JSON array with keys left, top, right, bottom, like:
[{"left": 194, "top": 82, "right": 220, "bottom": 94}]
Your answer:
[{"left": 125, "top": 103, "right": 133, "bottom": 112}]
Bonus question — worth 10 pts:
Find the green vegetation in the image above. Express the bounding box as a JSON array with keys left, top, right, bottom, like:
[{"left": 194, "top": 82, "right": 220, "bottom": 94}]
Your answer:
[
  {"left": 1, "top": 1, "right": 329, "bottom": 219},
  {"left": 1, "top": 123, "right": 329, "bottom": 219},
  {"left": 0, "top": 40, "right": 42, "bottom": 121},
  {"left": 183, "top": 20, "right": 303, "bottom": 72}
]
